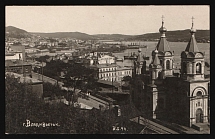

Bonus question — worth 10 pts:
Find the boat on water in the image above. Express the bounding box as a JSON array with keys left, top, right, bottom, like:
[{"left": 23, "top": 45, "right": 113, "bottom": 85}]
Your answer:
[
  {"left": 127, "top": 42, "right": 147, "bottom": 49},
  {"left": 124, "top": 52, "right": 138, "bottom": 60},
  {"left": 124, "top": 55, "right": 149, "bottom": 60},
  {"left": 127, "top": 45, "right": 147, "bottom": 49}
]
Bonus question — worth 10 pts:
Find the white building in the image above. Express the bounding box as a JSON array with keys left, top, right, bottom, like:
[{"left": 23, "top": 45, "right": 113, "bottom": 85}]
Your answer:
[{"left": 98, "top": 55, "right": 115, "bottom": 64}]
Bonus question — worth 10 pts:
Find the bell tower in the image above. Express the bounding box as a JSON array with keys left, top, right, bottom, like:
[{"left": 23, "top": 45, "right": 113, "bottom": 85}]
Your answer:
[
  {"left": 149, "top": 49, "right": 162, "bottom": 85},
  {"left": 181, "top": 16, "right": 205, "bottom": 81},
  {"left": 152, "top": 15, "right": 174, "bottom": 79},
  {"left": 179, "top": 17, "right": 209, "bottom": 127},
  {"left": 136, "top": 48, "right": 143, "bottom": 75}
]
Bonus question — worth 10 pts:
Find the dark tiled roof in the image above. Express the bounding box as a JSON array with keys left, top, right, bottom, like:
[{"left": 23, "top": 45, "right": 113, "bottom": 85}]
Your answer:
[
  {"left": 5, "top": 60, "right": 31, "bottom": 67},
  {"left": 156, "top": 37, "right": 170, "bottom": 52},
  {"left": 185, "top": 35, "right": 199, "bottom": 52},
  {"left": 151, "top": 53, "right": 160, "bottom": 66},
  {"left": 97, "top": 79, "right": 120, "bottom": 87}
]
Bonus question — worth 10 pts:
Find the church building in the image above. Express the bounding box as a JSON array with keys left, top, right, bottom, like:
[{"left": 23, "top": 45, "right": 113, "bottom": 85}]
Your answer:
[{"left": 132, "top": 17, "right": 210, "bottom": 127}]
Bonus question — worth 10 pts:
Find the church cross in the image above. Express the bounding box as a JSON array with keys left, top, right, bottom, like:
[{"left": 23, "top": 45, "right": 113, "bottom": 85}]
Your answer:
[
  {"left": 161, "top": 15, "right": 165, "bottom": 26},
  {"left": 191, "top": 16, "right": 195, "bottom": 27},
  {"left": 161, "top": 15, "right": 165, "bottom": 22}
]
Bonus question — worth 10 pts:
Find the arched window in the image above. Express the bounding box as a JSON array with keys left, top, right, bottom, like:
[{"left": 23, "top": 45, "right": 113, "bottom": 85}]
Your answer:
[
  {"left": 160, "top": 60, "right": 163, "bottom": 66},
  {"left": 196, "top": 63, "right": 201, "bottom": 74},
  {"left": 166, "top": 60, "right": 170, "bottom": 70},
  {"left": 196, "top": 91, "right": 202, "bottom": 97},
  {"left": 158, "top": 71, "right": 162, "bottom": 79}
]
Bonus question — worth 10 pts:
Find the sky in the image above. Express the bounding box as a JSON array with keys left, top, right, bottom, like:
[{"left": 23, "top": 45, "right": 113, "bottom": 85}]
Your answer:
[{"left": 5, "top": 6, "right": 210, "bottom": 35}]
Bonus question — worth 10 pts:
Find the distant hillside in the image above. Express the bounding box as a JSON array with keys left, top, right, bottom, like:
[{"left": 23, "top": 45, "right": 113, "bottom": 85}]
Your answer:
[
  {"left": 5, "top": 26, "right": 210, "bottom": 42},
  {"left": 31, "top": 32, "right": 96, "bottom": 40},
  {"left": 5, "top": 26, "right": 32, "bottom": 38},
  {"left": 126, "top": 29, "right": 210, "bottom": 43},
  {"left": 92, "top": 34, "right": 134, "bottom": 40}
]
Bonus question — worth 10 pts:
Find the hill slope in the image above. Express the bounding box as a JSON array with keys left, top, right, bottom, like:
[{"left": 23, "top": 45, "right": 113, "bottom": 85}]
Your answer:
[
  {"left": 31, "top": 32, "right": 96, "bottom": 40},
  {"left": 92, "top": 34, "right": 134, "bottom": 40},
  {"left": 126, "top": 29, "right": 210, "bottom": 42},
  {"left": 5, "top": 26, "right": 210, "bottom": 42},
  {"left": 5, "top": 26, "right": 32, "bottom": 38}
]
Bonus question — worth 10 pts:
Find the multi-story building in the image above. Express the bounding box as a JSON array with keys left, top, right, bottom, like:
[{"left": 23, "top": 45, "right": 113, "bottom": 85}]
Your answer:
[
  {"left": 5, "top": 50, "right": 23, "bottom": 61},
  {"left": 9, "top": 45, "right": 26, "bottom": 61},
  {"left": 5, "top": 60, "right": 32, "bottom": 77},
  {"left": 87, "top": 52, "right": 133, "bottom": 83}
]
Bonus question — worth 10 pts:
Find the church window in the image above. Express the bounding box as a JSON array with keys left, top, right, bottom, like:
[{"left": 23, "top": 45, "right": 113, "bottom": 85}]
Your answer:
[
  {"left": 198, "top": 102, "right": 200, "bottom": 106},
  {"left": 197, "top": 91, "right": 202, "bottom": 96},
  {"left": 196, "top": 63, "right": 201, "bottom": 74},
  {"left": 158, "top": 71, "right": 162, "bottom": 79},
  {"left": 196, "top": 91, "right": 202, "bottom": 98},
  {"left": 166, "top": 60, "right": 170, "bottom": 69},
  {"left": 160, "top": 60, "right": 163, "bottom": 66}
]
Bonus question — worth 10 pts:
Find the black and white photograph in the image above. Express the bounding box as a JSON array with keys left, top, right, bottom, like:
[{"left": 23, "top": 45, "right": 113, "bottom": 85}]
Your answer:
[{"left": 5, "top": 5, "right": 210, "bottom": 134}]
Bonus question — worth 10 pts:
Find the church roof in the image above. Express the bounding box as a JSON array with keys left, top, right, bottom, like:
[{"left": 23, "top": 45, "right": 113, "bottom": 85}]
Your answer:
[
  {"left": 185, "top": 32, "right": 199, "bottom": 53},
  {"left": 151, "top": 49, "right": 160, "bottom": 66},
  {"left": 184, "top": 18, "right": 199, "bottom": 53},
  {"left": 156, "top": 37, "right": 171, "bottom": 52},
  {"left": 156, "top": 19, "right": 171, "bottom": 52}
]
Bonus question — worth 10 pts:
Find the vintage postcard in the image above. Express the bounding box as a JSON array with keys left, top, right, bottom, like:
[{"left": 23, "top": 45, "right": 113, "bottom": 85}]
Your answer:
[{"left": 5, "top": 5, "right": 210, "bottom": 134}]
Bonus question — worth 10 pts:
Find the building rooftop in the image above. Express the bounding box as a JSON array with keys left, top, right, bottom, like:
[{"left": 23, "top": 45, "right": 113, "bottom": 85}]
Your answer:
[
  {"left": 6, "top": 72, "right": 42, "bottom": 84},
  {"left": 5, "top": 60, "right": 32, "bottom": 67},
  {"left": 97, "top": 79, "right": 120, "bottom": 87},
  {"left": 91, "top": 63, "right": 117, "bottom": 69}
]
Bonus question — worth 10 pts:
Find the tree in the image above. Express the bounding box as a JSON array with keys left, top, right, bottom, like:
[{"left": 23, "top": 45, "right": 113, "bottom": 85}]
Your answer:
[
  {"left": 35, "top": 55, "right": 50, "bottom": 63},
  {"left": 62, "top": 62, "right": 98, "bottom": 106},
  {"left": 5, "top": 74, "right": 46, "bottom": 133},
  {"left": 5, "top": 74, "right": 79, "bottom": 133},
  {"left": 6, "top": 73, "right": 117, "bottom": 134},
  {"left": 43, "top": 82, "right": 62, "bottom": 98}
]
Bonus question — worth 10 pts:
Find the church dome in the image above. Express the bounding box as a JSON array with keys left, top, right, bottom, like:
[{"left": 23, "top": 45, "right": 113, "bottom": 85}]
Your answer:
[
  {"left": 190, "top": 26, "right": 196, "bottom": 33},
  {"left": 159, "top": 25, "right": 167, "bottom": 33}
]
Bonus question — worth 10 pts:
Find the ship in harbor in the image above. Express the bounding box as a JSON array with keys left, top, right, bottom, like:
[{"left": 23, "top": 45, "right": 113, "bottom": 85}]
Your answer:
[{"left": 127, "top": 42, "right": 147, "bottom": 49}]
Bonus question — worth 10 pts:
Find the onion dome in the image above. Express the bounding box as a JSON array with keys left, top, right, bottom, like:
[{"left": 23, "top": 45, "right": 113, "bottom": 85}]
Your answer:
[
  {"left": 184, "top": 17, "right": 199, "bottom": 53},
  {"left": 151, "top": 49, "right": 161, "bottom": 66},
  {"left": 159, "top": 21, "right": 167, "bottom": 36},
  {"left": 155, "top": 16, "right": 171, "bottom": 53}
]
